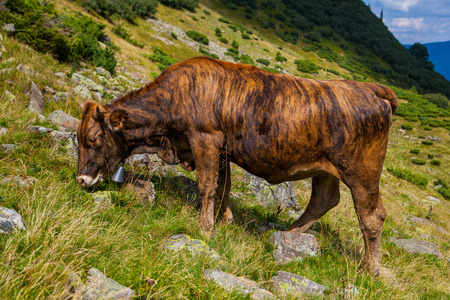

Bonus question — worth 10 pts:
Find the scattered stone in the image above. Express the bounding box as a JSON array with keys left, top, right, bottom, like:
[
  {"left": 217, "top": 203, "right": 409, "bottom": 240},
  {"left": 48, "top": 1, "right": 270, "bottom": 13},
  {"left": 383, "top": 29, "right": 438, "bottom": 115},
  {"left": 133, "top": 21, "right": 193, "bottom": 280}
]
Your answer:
[
  {"left": 342, "top": 284, "right": 359, "bottom": 298},
  {"left": 27, "top": 81, "right": 44, "bottom": 114},
  {"left": 287, "top": 208, "right": 304, "bottom": 220},
  {"left": 95, "top": 67, "right": 111, "bottom": 79},
  {"left": 67, "top": 268, "right": 135, "bottom": 300},
  {"left": 409, "top": 216, "right": 449, "bottom": 235},
  {"left": 0, "top": 4, "right": 9, "bottom": 12},
  {"left": 118, "top": 75, "right": 135, "bottom": 87},
  {"left": 426, "top": 136, "right": 441, "bottom": 142},
  {"left": 271, "top": 271, "right": 326, "bottom": 297},
  {"left": 125, "top": 179, "right": 155, "bottom": 206},
  {"left": 93, "top": 92, "right": 102, "bottom": 101},
  {"left": 2, "top": 57, "right": 15, "bottom": 64},
  {"left": 0, "top": 52, "right": 2, "bottom": 59},
  {"left": 257, "top": 222, "right": 286, "bottom": 234},
  {"left": 128, "top": 71, "right": 144, "bottom": 81},
  {"left": 390, "top": 238, "right": 443, "bottom": 258},
  {"left": 0, "top": 144, "right": 16, "bottom": 152},
  {"left": 71, "top": 73, "right": 104, "bottom": 92},
  {"left": 0, "top": 126, "right": 7, "bottom": 135},
  {"left": 53, "top": 91, "right": 71, "bottom": 102},
  {"left": 204, "top": 269, "right": 275, "bottom": 299},
  {"left": 164, "top": 234, "right": 224, "bottom": 263},
  {"left": 55, "top": 72, "right": 66, "bottom": 78},
  {"left": 17, "top": 64, "right": 44, "bottom": 78},
  {"left": 74, "top": 85, "right": 93, "bottom": 99},
  {"left": 4, "top": 90, "right": 15, "bottom": 100},
  {"left": 100, "top": 34, "right": 112, "bottom": 44},
  {"left": 0, "top": 175, "right": 39, "bottom": 188},
  {"left": 91, "top": 191, "right": 115, "bottom": 205},
  {"left": 43, "top": 86, "right": 56, "bottom": 94},
  {"left": 425, "top": 195, "right": 441, "bottom": 204},
  {"left": 245, "top": 173, "right": 299, "bottom": 210},
  {"left": 269, "top": 231, "right": 321, "bottom": 264},
  {"left": 0, "top": 207, "right": 27, "bottom": 234},
  {"left": 126, "top": 153, "right": 178, "bottom": 175},
  {"left": 3, "top": 23, "right": 15, "bottom": 33},
  {"left": 47, "top": 110, "right": 80, "bottom": 131}
]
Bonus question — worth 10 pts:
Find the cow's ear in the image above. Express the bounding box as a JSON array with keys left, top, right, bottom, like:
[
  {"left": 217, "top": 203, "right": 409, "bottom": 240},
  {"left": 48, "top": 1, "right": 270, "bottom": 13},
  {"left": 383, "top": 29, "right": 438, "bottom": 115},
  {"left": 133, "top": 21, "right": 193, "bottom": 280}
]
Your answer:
[
  {"left": 94, "top": 106, "right": 105, "bottom": 120},
  {"left": 109, "top": 109, "right": 127, "bottom": 131}
]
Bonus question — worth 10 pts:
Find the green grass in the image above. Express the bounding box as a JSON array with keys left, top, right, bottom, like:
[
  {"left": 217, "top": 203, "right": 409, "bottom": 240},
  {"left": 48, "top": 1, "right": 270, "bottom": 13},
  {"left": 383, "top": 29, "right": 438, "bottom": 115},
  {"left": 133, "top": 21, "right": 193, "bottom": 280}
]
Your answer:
[{"left": 0, "top": 1, "right": 449, "bottom": 299}]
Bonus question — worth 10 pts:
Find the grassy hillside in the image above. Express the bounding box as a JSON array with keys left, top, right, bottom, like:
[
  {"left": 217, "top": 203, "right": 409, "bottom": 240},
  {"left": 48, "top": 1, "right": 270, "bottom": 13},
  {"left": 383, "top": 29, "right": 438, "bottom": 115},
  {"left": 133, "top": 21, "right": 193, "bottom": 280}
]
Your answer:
[{"left": 0, "top": 0, "right": 449, "bottom": 299}]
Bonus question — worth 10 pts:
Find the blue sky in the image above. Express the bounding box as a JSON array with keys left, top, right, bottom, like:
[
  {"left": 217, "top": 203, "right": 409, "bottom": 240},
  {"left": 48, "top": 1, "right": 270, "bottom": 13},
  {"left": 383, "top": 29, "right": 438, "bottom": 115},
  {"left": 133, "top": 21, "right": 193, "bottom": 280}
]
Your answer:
[{"left": 363, "top": 0, "right": 450, "bottom": 44}]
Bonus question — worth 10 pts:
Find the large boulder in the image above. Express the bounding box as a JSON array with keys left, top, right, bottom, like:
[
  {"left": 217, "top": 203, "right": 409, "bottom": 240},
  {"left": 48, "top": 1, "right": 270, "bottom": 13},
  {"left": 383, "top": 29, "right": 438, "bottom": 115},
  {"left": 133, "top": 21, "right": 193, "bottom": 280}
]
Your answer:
[
  {"left": 0, "top": 207, "right": 27, "bottom": 233},
  {"left": 271, "top": 271, "right": 326, "bottom": 297},
  {"left": 269, "top": 231, "right": 321, "bottom": 264},
  {"left": 204, "top": 269, "right": 275, "bottom": 299},
  {"left": 47, "top": 110, "right": 80, "bottom": 131},
  {"left": 71, "top": 73, "right": 104, "bottom": 92},
  {"left": 390, "top": 238, "right": 443, "bottom": 258}
]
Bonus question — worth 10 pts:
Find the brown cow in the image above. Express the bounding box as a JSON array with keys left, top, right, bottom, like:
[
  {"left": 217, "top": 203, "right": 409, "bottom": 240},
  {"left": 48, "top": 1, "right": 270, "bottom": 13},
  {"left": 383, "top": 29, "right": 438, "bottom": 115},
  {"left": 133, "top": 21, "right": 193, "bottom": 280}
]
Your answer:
[{"left": 77, "top": 57, "right": 398, "bottom": 275}]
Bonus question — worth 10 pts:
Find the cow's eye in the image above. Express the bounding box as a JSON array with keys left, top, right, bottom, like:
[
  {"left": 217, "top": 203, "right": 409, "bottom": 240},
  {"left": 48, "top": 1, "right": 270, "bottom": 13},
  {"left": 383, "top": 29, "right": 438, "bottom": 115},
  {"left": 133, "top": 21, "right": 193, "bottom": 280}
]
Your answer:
[{"left": 89, "top": 137, "right": 97, "bottom": 145}]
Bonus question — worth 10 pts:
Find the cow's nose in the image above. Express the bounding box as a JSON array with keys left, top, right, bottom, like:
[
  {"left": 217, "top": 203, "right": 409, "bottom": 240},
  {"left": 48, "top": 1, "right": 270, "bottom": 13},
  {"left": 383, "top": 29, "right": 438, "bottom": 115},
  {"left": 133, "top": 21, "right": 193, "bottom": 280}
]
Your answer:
[{"left": 77, "top": 176, "right": 86, "bottom": 186}]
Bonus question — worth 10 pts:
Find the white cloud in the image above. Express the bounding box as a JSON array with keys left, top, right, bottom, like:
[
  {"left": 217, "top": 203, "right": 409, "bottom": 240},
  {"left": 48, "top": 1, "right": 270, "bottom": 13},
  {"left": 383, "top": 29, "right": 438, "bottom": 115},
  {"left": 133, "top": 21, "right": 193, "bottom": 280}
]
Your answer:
[
  {"left": 391, "top": 17, "right": 425, "bottom": 30},
  {"left": 379, "top": 0, "right": 419, "bottom": 12}
]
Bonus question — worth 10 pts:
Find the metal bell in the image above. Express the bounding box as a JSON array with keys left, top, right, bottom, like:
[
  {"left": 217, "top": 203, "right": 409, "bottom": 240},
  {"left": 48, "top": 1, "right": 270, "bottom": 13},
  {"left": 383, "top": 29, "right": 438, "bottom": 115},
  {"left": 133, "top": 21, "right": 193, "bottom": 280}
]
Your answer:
[{"left": 111, "top": 164, "right": 125, "bottom": 183}]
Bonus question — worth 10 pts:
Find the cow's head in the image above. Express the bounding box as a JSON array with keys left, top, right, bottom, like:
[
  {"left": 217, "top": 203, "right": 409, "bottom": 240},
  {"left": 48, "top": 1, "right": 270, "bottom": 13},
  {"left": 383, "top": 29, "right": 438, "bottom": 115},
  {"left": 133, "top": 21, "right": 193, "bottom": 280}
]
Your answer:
[{"left": 76, "top": 102, "right": 128, "bottom": 187}]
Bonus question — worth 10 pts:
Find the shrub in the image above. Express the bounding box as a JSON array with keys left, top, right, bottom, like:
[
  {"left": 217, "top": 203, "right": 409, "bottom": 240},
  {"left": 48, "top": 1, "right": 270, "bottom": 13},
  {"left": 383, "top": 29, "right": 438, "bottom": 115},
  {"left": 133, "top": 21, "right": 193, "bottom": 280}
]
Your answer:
[
  {"left": 401, "top": 124, "right": 413, "bottom": 130},
  {"left": 410, "top": 149, "right": 420, "bottom": 154},
  {"left": 256, "top": 58, "right": 270, "bottom": 66},
  {"left": 171, "top": 32, "right": 177, "bottom": 39},
  {"left": 327, "top": 69, "right": 340, "bottom": 76},
  {"left": 387, "top": 167, "right": 428, "bottom": 188},
  {"left": 215, "top": 28, "right": 222, "bottom": 37},
  {"left": 227, "top": 48, "right": 239, "bottom": 55},
  {"left": 422, "top": 140, "right": 433, "bottom": 145},
  {"left": 427, "top": 154, "right": 434, "bottom": 159},
  {"left": 204, "top": 9, "right": 211, "bottom": 15},
  {"left": 240, "top": 54, "right": 254, "bottom": 65},
  {"left": 423, "top": 126, "right": 432, "bottom": 131},
  {"left": 241, "top": 33, "right": 251, "bottom": 39},
  {"left": 144, "top": 46, "right": 179, "bottom": 71},
  {"left": 219, "top": 37, "right": 228, "bottom": 44},
  {"left": 294, "top": 59, "right": 318, "bottom": 74},
  {"left": 159, "top": 0, "right": 199, "bottom": 11},
  {"left": 261, "top": 66, "right": 281, "bottom": 74},
  {"left": 231, "top": 40, "right": 239, "bottom": 49},
  {"left": 411, "top": 159, "right": 426, "bottom": 165},
  {"left": 275, "top": 51, "right": 287, "bottom": 62},
  {"left": 419, "top": 135, "right": 426, "bottom": 139},
  {"left": 430, "top": 160, "right": 441, "bottom": 166},
  {"left": 434, "top": 180, "right": 450, "bottom": 200},
  {"left": 186, "top": 30, "right": 209, "bottom": 45},
  {"left": 112, "top": 24, "right": 144, "bottom": 48},
  {"left": 218, "top": 17, "right": 230, "bottom": 24}
]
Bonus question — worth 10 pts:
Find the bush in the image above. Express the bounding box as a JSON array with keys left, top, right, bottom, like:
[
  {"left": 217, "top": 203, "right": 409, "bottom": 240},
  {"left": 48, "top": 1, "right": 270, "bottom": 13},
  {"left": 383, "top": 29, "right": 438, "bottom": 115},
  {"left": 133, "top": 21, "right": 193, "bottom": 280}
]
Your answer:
[
  {"left": 159, "top": 0, "right": 199, "bottom": 11},
  {"left": 227, "top": 48, "right": 239, "bottom": 55},
  {"left": 430, "top": 160, "right": 441, "bottom": 166},
  {"left": 256, "top": 58, "right": 270, "bottom": 66},
  {"left": 387, "top": 167, "right": 428, "bottom": 188},
  {"left": 186, "top": 30, "right": 209, "bottom": 45},
  {"left": 410, "top": 149, "right": 420, "bottom": 154},
  {"left": 219, "top": 37, "right": 228, "bottom": 44},
  {"left": 171, "top": 32, "right": 177, "bottom": 39},
  {"left": 112, "top": 24, "right": 144, "bottom": 48},
  {"left": 218, "top": 17, "right": 230, "bottom": 24},
  {"left": 144, "top": 46, "right": 179, "bottom": 71},
  {"left": 239, "top": 54, "right": 254, "bottom": 65},
  {"left": 275, "top": 51, "right": 287, "bottom": 62},
  {"left": 215, "top": 28, "right": 222, "bottom": 37},
  {"left": 231, "top": 40, "right": 239, "bottom": 49},
  {"left": 241, "top": 33, "right": 251, "bottom": 39},
  {"left": 423, "top": 126, "right": 432, "bottom": 131},
  {"left": 427, "top": 153, "right": 434, "bottom": 159},
  {"left": 434, "top": 180, "right": 450, "bottom": 200},
  {"left": 411, "top": 159, "right": 426, "bottom": 165},
  {"left": 401, "top": 124, "right": 413, "bottom": 130},
  {"left": 422, "top": 140, "right": 433, "bottom": 145},
  {"left": 294, "top": 59, "right": 318, "bottom": 74}
]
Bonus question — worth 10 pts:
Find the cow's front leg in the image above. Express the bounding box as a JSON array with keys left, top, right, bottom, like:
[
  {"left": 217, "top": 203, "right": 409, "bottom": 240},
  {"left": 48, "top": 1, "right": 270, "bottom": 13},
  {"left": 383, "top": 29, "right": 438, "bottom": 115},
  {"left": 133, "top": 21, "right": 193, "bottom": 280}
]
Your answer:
[
  {"left": 217, "top": 155, "right": 233, "bottom": 224},
  {"left": 189, "top": 133, "right": 223, "bottom": 234}
]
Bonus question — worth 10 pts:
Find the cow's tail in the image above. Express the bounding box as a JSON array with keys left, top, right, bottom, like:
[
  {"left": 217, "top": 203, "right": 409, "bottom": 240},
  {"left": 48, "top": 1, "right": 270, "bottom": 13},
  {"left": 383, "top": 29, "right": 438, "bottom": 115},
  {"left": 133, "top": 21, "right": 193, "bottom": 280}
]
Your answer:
[{"left": 374, "top": 85, "right": 399, "bottom": 115}]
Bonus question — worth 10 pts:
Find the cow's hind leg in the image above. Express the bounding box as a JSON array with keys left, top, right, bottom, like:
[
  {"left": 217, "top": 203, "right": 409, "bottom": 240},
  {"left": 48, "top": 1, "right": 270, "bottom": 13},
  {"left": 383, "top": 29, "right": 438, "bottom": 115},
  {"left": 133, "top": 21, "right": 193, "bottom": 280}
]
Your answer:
[
  {"left": 216, "top": 155, "right": 233, "bottom": 224},
  {"left": 349, "top": 184, "right": 385, "bottom": 276},
  {"left": 290, "top": 172, "right": 340, "bottom": 232}
]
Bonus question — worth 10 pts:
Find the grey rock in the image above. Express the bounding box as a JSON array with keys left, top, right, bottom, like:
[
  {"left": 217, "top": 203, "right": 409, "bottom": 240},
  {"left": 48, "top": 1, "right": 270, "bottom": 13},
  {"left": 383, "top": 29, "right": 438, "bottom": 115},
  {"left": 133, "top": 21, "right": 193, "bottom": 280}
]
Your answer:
[
  {"left": 409, "top": 216, "right": 449, "bottom": 235},
  {"left": 270, "top": 231, "right": 321, "bottom": 264},
  {"left": 164, "top": 234, "right": 224, "bottom": 263},
  {"left": 3, "top": 23, "right": 15, "bottom": 33},
  {"left": 0, "top": 126, "right": 7, "bottom": 135},
  {"left": 0, "top": 51, "right": 2, "bottom": 59},
  {"left": 95, "top": 67, "right": 111, "bottom": 79},
  {"left": 126, "top": 153, "right": 178, "bottom": 175},
  {"left": 204, "top": 269, "right": 275, "bottom": 299},
  {"left": 74, "top": 85, "right": 92, "bottom": 99},
  {"left": 28, "top": 126, "right": 77, "bottom": 158},
  {"left": 55, "top": 72, "right": 66, "bottom": 78},
  {"left": 0, "top": 207, "right": 27, "bottom": 234},
  {"left": 0, "top": 4, "right": 9, "bottom": 12},
  {"left": 390, "top": 238, "right": 443, "bottom": 258},
  {"left": 44, "top": 86, "right": 56, "bottom": 94},
  {"left": 117, "top": 75, "right": 135, "bottom": 87},
  {"left": 0, "top": 175, "right": 39, "bottom": 188},
  {"left": 426, "top": 136, "right": 441, "bottom": 142},
  {"left": 425, "top": 195, "right": 441, "bottom": 204},
  {"left": 69, "top": 268, "right": 135, "bottom": 300},
  {"left": 27, "top": 81, "right": 44, "bottom": 113},
  {"left": 17, "top": 64, "right": 44, "bottom": 78},
  {"left": 0, "top": 68, "right": 13, "bottom": 75},
  {"left": 91, "top": 191, "right": 114, "bottom": 205},
  {"left": 125, "top": 179, "right": 155, "bottom": 206},
  {"left": 53, "top": 92, "right": 71, "bottom": 102},
  {"left": 48, "top": 110, "right": 80, "bottom": 131},
  {"left": 128, "top": 71, "right": 144, "bottom": 81},
  {"left": 334, "top": 284, "right": 359, "bottom": 299},
  {"left": 257, "top": 222, "right": 286, "bottom": 234},
  {"left": 1, "top": 144, "right": 16, "bottom": 152},
  {"left": 71, "top": 73, "right": 104, "bottom": 92},
  {"left": 271, "top": 271, "right": 326, "bottom": 297},
  {"left": 4, "top": 90, "right": 15, "bottom": 100},
  {"left": 100, "top": 34, "right": 112, "bottom": 44},
  {"left": 93, "top": 92, "right": 102, "bottom": 101},
  {"left": 246, "top": 173, "right": 298, "bottom": 210}
]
